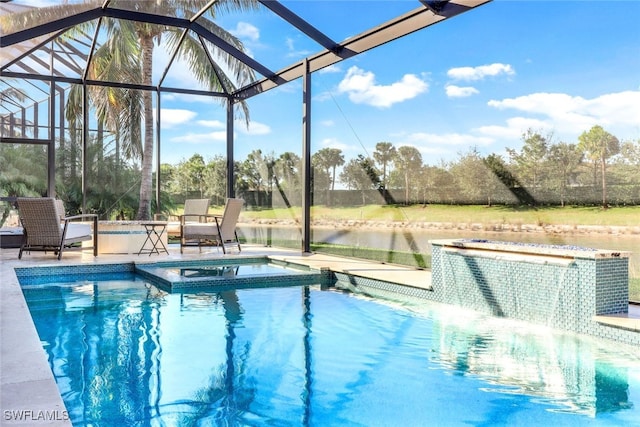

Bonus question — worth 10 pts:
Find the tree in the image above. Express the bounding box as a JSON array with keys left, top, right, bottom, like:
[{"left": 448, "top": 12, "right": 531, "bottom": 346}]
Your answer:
[
  {"left": 548, "top": 142, "right": 583, "bottom": 207},
  {"left": 238, "top": 149, "right": 275, "bottom": 207},
  {"left": 483, "top": 153, "right": 530, "bottom": 205},
  {"left": 274, "top": 152, "right": 301, "bottom": 206},
  {"left": 373, "top": 142, "right": 396, "bottom": 202},
  {"left": 312, "top": 148, "right": 344, "bottom": 206},
  {"left": 577, "top": 125, "right": 620, "bottom": 208},
  {"left": 183, "top": 154, "right": 207, "bottom": 197},
  {"left": 203, "top": 155, "right": 227, "bottom": 205},
  {"left": 7, "top": 1, "right": 260, "bottom": 219},
  {"left": 393, "top": 146, "right": 422, "bottom": 204},
  {"left": 450, "top": 147, "right": 494, "bottom": 205},
  {"left": 506, "top": 129, "right": 550, "bottom": 202},
  {"left": 340, "top": 155, "right": 380, "bottom": 205}
]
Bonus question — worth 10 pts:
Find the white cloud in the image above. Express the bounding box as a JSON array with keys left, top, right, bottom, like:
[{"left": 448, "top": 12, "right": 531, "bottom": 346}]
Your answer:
[
  {"left": 476, "top": 117, "right": 551, "bottom": 140},
  {"left": 197, "top": 120, "right": 225, "bottom": 128},
  {"left": 321, "top": 120, "right": 335, "bottom": 127},
  {"left": 235, "top": 120, "right": 271, "bottom": 135},
  {"left": 447, "top": 63, "right": 515, "bottom": 81},
  {"left": 445, "top": 85, "right": 479, "bottom": 98},
  {"left": 231, "top": 22, "right": 260, "bottom": 42},
  {"left": 170, "top": 131, "right": 227, "bottom": 144},
  {"left": 319, "top": 64, "right": 342, "bottom": 74},
  {"left": 285, "top": 36, "right": 312, "bottom": 58},
  {"left": 487, "top": 90, "right": 640, "bottom": 137},
  {"left": 405, "top": 132, "right": 494, "bottom": 147},
  {"left": 158, "top": 109, "right": 197, "bottom": 128},
  {"left": 337, "top": 66, "right": 428, "bottom": 108},
  {"left": 319, "top": 137, "right": 353, "bottom": 152}
]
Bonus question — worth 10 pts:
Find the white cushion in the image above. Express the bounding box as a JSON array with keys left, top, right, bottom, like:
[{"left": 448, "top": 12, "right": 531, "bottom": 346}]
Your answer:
[
  {"left": 64, "top": 223, "right": 92, "bottom": 240},
  {"left": 183, "top": 223, "right": 219, "bottom": 237},
  {"left": 166, "top": 222, "right": 181, "bottom": 236}
]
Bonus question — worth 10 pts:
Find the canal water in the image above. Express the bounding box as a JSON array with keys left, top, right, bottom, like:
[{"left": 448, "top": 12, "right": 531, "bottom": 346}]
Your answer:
[{"left": 239, "top": 225, "right": 640, "bottom": 278}]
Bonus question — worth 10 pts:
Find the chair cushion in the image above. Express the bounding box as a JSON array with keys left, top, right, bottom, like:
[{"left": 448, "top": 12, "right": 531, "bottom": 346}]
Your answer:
[
  {"left": 64, "top": 223, "right": 92, "bottom": 240},
  {"left": 166, "top": 222, "right": 181, "bottom": 236},
  {"left": 183, "top": 223, "right": 219, "bottom": 238},
  {"left": 168, "top": 221, "right": 202, "bottom": 236}
]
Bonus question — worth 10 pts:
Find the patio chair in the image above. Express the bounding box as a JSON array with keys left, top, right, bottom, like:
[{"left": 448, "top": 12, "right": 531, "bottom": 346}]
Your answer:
[
  {"left": 162, "top": 198, "right": 210, "bottom": 238},
  {"left": 17, "top": 197, "right": 98, "bottom": 260},
  {"left": 180, "top": 198, "right": 243, "bottom": 254}
]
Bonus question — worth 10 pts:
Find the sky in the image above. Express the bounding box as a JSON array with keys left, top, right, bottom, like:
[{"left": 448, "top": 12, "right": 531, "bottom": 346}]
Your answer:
[{"left": 9, "top": 0, "right": 640, "bottom": 167}]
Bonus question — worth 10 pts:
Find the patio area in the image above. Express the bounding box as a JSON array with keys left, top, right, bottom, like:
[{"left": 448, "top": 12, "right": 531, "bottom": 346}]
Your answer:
[{"left": 0, "top": 243, "right": 432, "bottom": 426}]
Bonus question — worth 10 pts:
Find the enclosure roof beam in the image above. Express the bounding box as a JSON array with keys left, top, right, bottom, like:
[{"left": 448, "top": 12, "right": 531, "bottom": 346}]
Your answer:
[{"left": 234, "top": 0, "right": 491, "bottom": 100}]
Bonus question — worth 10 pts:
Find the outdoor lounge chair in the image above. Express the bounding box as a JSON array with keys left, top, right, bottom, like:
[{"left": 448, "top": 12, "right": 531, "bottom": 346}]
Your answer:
[
  {"left": 162, "top": 198, "right": 210, "bottom": 238},
  {"left": 180, "top": 198, "right": 243, "bottom": 254},
  {"left": 17, "top": 197, "right": 98, "bottom": 260}
]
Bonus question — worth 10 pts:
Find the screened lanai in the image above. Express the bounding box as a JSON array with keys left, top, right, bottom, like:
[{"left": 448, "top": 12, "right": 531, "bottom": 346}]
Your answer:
[{"left": 1, "top": 0, "right": 491, "bottom": 252}]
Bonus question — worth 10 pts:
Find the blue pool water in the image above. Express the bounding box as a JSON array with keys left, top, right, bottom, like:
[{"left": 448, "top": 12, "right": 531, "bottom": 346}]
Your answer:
[{"left": 22, "top": 275, "right": 640, "bottom": 426}]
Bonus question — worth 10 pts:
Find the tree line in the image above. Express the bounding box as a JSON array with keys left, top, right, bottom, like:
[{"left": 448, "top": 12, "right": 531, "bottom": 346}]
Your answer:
[
  {"left": 2, "top": 124, "right": 639, "bottom": 223},
  {"left": 164, "top": 125, "right": 640, "bottom": 209}
]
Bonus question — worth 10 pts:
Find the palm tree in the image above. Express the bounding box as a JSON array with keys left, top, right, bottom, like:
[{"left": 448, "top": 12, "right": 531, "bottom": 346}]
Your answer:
[
  {"left": 4, "top": 1, "right": 259, "bottom": 219},
  {"left": 373, "top": 141, "right": 396, "bottom": 202},
  {"left": 312, "top": 147, "right": 344, "bottom": 206}
]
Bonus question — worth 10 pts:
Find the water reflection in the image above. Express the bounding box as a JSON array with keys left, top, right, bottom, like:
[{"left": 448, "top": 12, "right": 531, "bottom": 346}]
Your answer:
[
  {"left": 23, "top": 280, "right": 638, "bottom": 426},
  {"left": 430, "top": 308, "right": 633, "bottom": 416}
]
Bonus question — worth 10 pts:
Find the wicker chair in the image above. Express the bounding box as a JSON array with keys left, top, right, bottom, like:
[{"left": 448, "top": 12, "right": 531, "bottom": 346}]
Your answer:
[
  {"left": 17, "top": 197, "right": 98, "bottom": 260},
  {"left": 180, "top": 198, "right": 243, "bottom": 254}
]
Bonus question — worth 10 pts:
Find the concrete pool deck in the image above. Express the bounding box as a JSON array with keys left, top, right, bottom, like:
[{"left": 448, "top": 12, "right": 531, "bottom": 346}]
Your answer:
[
  {"left": 1, "top": 244, "right": 637, "bottom": 426},
  {"left": 0, "top": 244, "right": 432, "bottom": 426}
]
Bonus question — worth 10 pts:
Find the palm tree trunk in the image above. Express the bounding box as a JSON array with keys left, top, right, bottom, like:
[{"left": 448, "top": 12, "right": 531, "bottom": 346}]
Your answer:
[{"left": 136, "top": 36, "right": 155, "bottom": 220}]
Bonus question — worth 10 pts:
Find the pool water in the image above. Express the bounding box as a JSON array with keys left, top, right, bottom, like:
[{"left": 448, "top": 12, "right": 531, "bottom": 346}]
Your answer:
[
  {"left": 134, "top": 258, "right": 323, "bottom": 291},
  {"left": 22, "top": 277, "right": 640, "bottom": 426}
]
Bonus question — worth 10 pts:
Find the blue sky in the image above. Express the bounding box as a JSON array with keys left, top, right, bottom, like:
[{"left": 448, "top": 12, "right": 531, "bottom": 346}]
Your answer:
[{"left": 13, "top": 0, "right": 640, "bottom": 166}]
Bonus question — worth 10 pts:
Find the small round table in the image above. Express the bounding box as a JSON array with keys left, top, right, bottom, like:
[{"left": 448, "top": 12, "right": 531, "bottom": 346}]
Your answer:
[{"left": 138, "top": 221, "right": 169, "bottom": 256}]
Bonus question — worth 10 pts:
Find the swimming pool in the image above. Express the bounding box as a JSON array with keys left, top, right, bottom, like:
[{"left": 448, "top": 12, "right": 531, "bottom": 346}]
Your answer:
[{"left": 21, "top": 272, "right": 640, "bottom": 426}]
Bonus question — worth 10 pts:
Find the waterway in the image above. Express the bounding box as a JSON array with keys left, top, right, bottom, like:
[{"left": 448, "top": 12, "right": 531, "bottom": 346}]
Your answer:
[{"left": 239, "top": 224, "right": 640, "bottom": 278}]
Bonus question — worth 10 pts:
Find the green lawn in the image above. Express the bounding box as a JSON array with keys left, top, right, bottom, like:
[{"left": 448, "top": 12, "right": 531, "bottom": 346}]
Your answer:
[{"left": 239, "top": 204, "right": 640, "bottom": 227}]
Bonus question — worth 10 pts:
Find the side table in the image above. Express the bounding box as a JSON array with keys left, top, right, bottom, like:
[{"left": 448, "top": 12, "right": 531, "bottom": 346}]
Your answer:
[{"left": 138, "top": 221, "right": 169, "bottom": 256}]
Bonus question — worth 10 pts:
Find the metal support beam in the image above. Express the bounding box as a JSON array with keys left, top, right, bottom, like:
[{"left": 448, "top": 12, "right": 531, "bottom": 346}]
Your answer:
[
  {"left": 82, "top": 83, "right": 88, "bottom": 213},
  {"left": 0, "top": 71, "right": 228, "bottom": 98},
  {"left": 47, "top": 69, "right": 55, "bottom": 198},
  {"left": 301, "top": 59, "right": 311, "bottom": 253},
  {"left": 258, "top": 0, "right": 339, "bottom": 53},
  {"left": 0, "top": 8, "right": 103, "bottom": 47},
  {"left": 236, "top": 0, "right": 491, "bottom": 99},
  {"left": 226, "top": 98, "right": 235, "bottom": 198},
  {"left": 155, "top": 90, "right": 162, "bottom": 214}
]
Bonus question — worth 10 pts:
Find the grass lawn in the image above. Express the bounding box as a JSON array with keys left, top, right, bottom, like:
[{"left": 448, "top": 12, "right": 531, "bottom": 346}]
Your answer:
[{"left": 238, "top": 204, "right": 640, "bottom": 227}]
